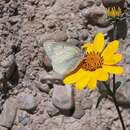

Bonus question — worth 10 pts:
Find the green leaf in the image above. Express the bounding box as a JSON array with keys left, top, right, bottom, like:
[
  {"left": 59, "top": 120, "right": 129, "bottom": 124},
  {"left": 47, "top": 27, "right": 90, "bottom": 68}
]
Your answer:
[
  {"left": 96, "top": 94, "right": 107, "bottom": 109},
  {"left": 115, "top": 81, "right": 121, "bottom": 90}
]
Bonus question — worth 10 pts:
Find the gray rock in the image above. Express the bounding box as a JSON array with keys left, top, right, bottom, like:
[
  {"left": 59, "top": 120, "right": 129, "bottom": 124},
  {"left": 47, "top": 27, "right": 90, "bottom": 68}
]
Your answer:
[
  {"left": 128, "top": 0, "right": 130, "bottom": 5},
  {"left": 52, "top": 85, "right": 74, "bottom": 110},
  {"left": 34, "top": 81, "right": 50, "bottom": 93},
  {"left": 46, "top": 101, "right": 59, "bottom": 116},
  {"left": 81, "top": 98, "right": 93, "bottom": 110},
  {"left": 18, "top": 114, "right": 32, "bottom": 126},
  {"left": 39, "top": 71, "right": 63, "bottom": 84},
  {"left": 116, "top": 78, "right": 130, "bottom": 106},
  {"left": 17, "top": 93, "right": 37, "bottom": 111},
  {"left": 0, "top": 99, "right": 17, "bottom": 128},
  {"left": 72, "top": 101, "right": 85, "bottom": 119},
  {"left": 82, "top": 125, "right": 95, "bottom": 130},
  {"left": 0, "top": 126, "right": 8, "bottom": 130},
  {"left": 18, "top": 128, "right": 26, "bottom": 130},
  {"left": 125, "top": 46, "right": 130, "bottom": 63},
  {"left": 102, "top": 127, "right": 111, "bottom": 130},
  {"left": 38, "top": 31, "right": 68, "bottom": 43},
  {"left": 82, "top": 6, "right": 107, "bottom": 27},
  {"left": 1, "top": 54, "right": 16, "bottom": 80}
]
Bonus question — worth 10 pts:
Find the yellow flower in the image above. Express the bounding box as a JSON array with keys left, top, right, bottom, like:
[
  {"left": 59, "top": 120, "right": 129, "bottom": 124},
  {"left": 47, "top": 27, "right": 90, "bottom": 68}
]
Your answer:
[
  {"left": 64, "top": 33, "right": 124, "bottom": 90},
  {"left": 106, "top": 6, "right": 122, "bottom": 17}
]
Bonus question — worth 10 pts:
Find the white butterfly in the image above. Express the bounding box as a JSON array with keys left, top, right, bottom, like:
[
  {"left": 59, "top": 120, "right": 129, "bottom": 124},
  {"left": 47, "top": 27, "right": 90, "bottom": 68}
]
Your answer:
[{"left": 43, "top": 41, "right": 83, "bottom": 75}]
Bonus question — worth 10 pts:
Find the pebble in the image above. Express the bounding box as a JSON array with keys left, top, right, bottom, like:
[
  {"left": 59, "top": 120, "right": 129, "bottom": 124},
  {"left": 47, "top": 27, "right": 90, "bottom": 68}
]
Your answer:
[
  {"left": 0, "top": 126, "right": 8, "bottom": 130},
  {"left": 52, "top": 85, "right": 74, "bottom": 110},
  {"left": 125, "top": 46, "right": 130, "bottom": 63},
  {"left": 72, "top": 101, "right": 85, "bottom": 119},
  {"left": 1, "top": 54, "right": 16, "bottom": 80},
  {"left": 82, "top": 125, "right": 95, "bottom": 130},
  {"left": 46, "top": 101, "right": 59, "bottom": 116},
  {"left": 0, "top": 99, "right": 17, "bottom": 128},
  {"left": 18, "top": 127, "right": 26, "bottom": 130},
  {"left": 18, "top": 114, "right": 32, "bottom": 126},
  {"left": 82, "top": 6, "right": 107, "bottom": 27},
  {"left": 38, "top": 31, "right": 68, "bottom": 43},
  {"left": 17, "top": 92, "right": 37, "bottom": 111},
  {"left": 34, "top": 81, "right": 50, "bottom": 93},
  {"left": 39, "top": 71, "right": 63, "bottom": 84},
  {"left": 81, "top": 98, "right": 93, "bottom": 110}
]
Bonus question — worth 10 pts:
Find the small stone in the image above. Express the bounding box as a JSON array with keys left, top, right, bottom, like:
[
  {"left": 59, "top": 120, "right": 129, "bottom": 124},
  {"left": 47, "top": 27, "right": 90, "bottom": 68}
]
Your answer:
[
  {"left": 83, "top": 7, "right": 107, "bottom": 27},
  {"left": 39, "top": 71, "right": 63, "bottom": 84},
  {"left": 0, "top": 99, "right": 17, "bottom": 128},
  {"left": 46, "top": 101, "right": 59, "bottom": 116},
  {"left": 18, "top": 127, "right": 26, "bottom": 130},
  {"left": 18, "top": 114, "right": 32, "bottom": 126},
  {"left": 79, "top": 29, "right": 89, "bottom": 41},
  {"left": 102, "top": 127, "right": 111, "bottom": 130},
  {"left": 81, "top": 98, "right": 93, "bottom": 110},
  {"left": 72, "top": 102, "right": 85, "bottom": 119},
  {"left": 38, "top": 31, "right": 68, "bottom": 43},
  {"left": 17, "top": 93, "right": 37, "bottom": 111},
  {"left": 102, "top": 0, "right": 125, "bottom": 8},
  {"left": 34, "top": 81, "right": 50, "bottom": 93},
  {"left": 52, "top": 85, "right": 74, "bottom": 110},
  {"left": 0, "top": 126, "right": 8, "bottom": 130},
  {"left": 125, "top": 46, "right": 130, "bottom": 63},
  {"left": 1, "top": 54, "right": 16, "bottom": 80},
  {"left": 82, "top": 125, "right": 95, "bottom": 130}
]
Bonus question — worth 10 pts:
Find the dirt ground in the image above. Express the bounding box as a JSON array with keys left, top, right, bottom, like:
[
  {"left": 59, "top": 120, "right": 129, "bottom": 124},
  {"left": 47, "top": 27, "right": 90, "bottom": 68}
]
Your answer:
[{"left": 0, "top": 0, "right": 130, "bottom": 130}]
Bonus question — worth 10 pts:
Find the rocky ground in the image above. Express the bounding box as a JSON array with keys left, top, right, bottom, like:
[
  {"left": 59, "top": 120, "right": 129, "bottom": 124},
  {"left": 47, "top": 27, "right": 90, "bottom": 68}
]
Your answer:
[{"left": 0, "top": 0, "right": 130, "bottom": 130}]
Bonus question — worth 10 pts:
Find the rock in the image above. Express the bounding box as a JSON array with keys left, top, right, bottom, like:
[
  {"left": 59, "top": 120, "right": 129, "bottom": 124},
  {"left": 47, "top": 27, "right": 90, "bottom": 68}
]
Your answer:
[
  {"left": 52, "top": 85, "right": 74, "bottom": 110},
  {"left": 46, "top": 101, "right": 59, "bottom": 116},
  {"left": 79, "top": 29, "right": 89, "bottom": 41},
  {"left": 128, "top": 0, "right": 130, "bottom": 5},
  {"left": 102, "top": 0, "right": 125, "bottom": 8},
  {"left": 18, "top": 128, "right": 26, "bottom": 130},
  {"left": 82, "top": 125, "right": 95, "bottom": 130},
  {"left": 79, "top": 0, "right": 95, "bottom": 9},
  {"left": 0, "top": 99, "right": 17, "bottom": 128},
  {"left": 81, "top": 98, "right": 93, "bottom": 110},
  {"left": 34, "top": 81, "right": 50, "bottom": 93},
  {"left": 39, "top": 71, "right": 63, "bottom": 84},
  {"left": 38, "top": 31, "right": 68, "bottom": 43},
  {"left": 1, "top": 54, "right": 16, "bottom": 80},
  {"left": 116, "top": 78, "right": 130, "bottom": 106},
  {"left": 17, "top": 93, "right": 37, "bottom": 111},
  {"left": 125, "top": 46, "right": 130, "bottom": 63},
  {"left": 0, "top": 126, "right": 8, "bottom": 130},
  {"left": 102, "top": 127, "right": 111, "bottom": 130},
  {"left": 18, "top": 114, "right": 32, "bottom": 126},
  {"left": 83, "top": 6, "right": 107, "bottom": 27},
  {"left": 72, "top": 101, "right": 85, "bottom": 119}
]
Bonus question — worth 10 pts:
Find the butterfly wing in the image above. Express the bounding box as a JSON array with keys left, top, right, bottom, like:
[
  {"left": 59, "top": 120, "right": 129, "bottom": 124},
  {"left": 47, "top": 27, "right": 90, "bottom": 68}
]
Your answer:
[{"left": 43, "top": 41, "right": 82, "bottom": 75}]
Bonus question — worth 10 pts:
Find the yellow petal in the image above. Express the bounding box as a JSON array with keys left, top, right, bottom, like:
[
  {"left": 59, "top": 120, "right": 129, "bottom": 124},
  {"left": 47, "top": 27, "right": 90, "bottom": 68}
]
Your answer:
[
  {"left": 103, "top": 53, "right": 123, "bottom": 65},
  {"left": 102, "top": 65, "right": 124, "bottom": 75},
  {"left": 63, "top": 69, "right": 86, "bottom": 84},
  {"left": 94, "top": 69, "right": 109, "bottom": 81},
  {"left": 82, "top": 43, "right": 94, "bottom": 54},
  {"left": 87, "top": 78, "right": 97, "bottom": 90},
  {"left": 102, "top": 40, "right": 119, "bottom": 57},
  {"left": 75, "top": 74, "right": 90, "bottom": 90},
  {"left": 93, "top": 33, "right": 104, "bottom": 52}
]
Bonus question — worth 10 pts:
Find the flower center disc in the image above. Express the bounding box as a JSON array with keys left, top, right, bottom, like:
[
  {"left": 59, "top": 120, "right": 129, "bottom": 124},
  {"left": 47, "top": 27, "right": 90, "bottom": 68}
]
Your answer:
[{"left": 82, "top": 52, "right": 104, "bottom": 71}]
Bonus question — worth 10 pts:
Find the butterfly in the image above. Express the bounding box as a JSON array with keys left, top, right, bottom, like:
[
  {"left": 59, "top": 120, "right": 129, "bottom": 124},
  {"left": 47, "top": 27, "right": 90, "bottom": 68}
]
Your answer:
[{"left": 43, "top": 41, "right": 83, "bottom": 75}]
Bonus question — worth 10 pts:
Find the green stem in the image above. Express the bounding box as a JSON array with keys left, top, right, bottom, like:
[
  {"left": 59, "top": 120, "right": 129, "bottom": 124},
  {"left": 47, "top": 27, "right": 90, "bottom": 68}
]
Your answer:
[
  {"left": 112, "top": 93, "right": 126, "bottom": 130},
  {"left": 104, "top": 22, "right": 126, "bottom": 130}
]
